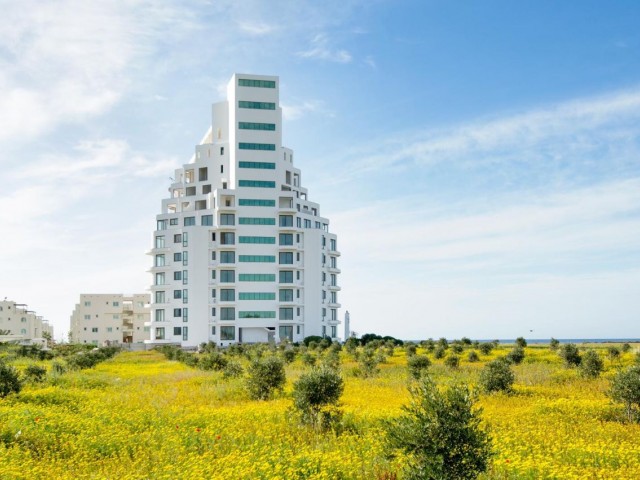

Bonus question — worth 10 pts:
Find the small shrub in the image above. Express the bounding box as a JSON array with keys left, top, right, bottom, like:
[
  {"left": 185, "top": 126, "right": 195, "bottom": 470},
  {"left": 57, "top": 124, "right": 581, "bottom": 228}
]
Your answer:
[
  {"left": 444, "top": 354, "right": 460, "bottom": 369},
  {"left": 451, "top": 343, "right": 464, "bottom": 354},
  {"left": 246, "top": 356, "right": 286, "bottom": 400},
  {"left": 199, "top": 352, "right": 227, "bottom": 371},
  {"left": 357, "top": 348, "right": 380, "bottom": 378},
  {"left": 437, "top": 338, "right": 449, "bottom": 350},
  {"left": 467, "top": 351, "right": 480, "bottom": 363},
  {"left": 405, "top": 344, "right": 417, "bottom": 357},
  {"left": 609, "top": 365, "right": 640, "bottom": 422},
  {"left": 282, "top": 349, "right": 296, "bottom": 364},
  {"left": 51, "top": 361, "right": 67, "bottom": 375},
  {"left": 0, "top": 362, "right": 22, "bottom": 398},
  {"left": 515, "top": 337, "right": 527, "bottom": 348},
  {"left": 559, "top": 343, "right": 581, "bottom": 367},
  {"left": 549, "top": 338, "right": 560, "bottom": 351},
  {"left": 607, "top": 346, "right": 621, "bottom": 361},
  {"left": 433, "top": 346, "right": 446, "bottom": 360},
  {"left": 407, "top": 355, "right": 431, "bottom": 380},
  {"left": 322, "top": 351, "right": 341, "bottom": 371},
  {"left": 385, "top": 377, "right": 492, "bottom": 480},
  {"left": 622, "top": 343, "right": 632, "bottom": 353},
  {"left": 579, "top": 350, "right": 604, "bottom": 379},
  {"left": 420, "top": 339, "right": 435, "bottom": 353},
  {"left": 479, "top": 358, "right": 514, "bottom": 393},
  {"left": 506, "top": 346, "right": 525, "bottom": 365},
  {"left": 479, "top": 343, "right": 494, "bottom": 355},
  {"left": 292, "top": 367, "right": 344, "bottom": 429},
  {"left": 302, "top": 352, "right": 317, "bottom": 367},
  {"left": 222, "top": 360, "right": 244, "bottom": 379},
  {"left": 24, "top": 364, "right": 47, "bottom": 382}
]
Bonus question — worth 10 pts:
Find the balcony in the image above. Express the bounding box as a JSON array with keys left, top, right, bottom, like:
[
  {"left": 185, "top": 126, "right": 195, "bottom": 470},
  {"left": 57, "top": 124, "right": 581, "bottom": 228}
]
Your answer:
[{"left": 328, "top": 284, "right": 341, "bottom": 291}]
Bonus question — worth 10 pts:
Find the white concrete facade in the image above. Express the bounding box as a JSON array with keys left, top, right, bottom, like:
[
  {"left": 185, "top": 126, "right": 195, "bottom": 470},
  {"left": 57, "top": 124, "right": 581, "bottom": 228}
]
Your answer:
[
  {"left": 0, "top": 300, "right": 54, "bottom": 345},
  {"left": 147, "top": 74, "right": 341, "bottom": 347},
  {"left": 69, "top": 294, "right": 150, "bottom": 345}
]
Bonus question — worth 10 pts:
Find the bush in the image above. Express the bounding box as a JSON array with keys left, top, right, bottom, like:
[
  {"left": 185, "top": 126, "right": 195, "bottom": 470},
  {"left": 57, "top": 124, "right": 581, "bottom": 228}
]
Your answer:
[
  {"left": 292, "top": 367, "right": 344, "bottom": 429},
  {"left": 222, "top": 360, "right": 244, "bottom": 379},
  {"left": 24, "top": 364, "right": 47, "bottom": 382},
  {"left": 549, "top": 338, "right": 560, "bottom": 350},
  {"left": 322, "top": 351, "right": 341, "bottom": 371},
  {"left": 385, "top": 377, "right": 492, "bottom": 480},
  {"left": 479, "top": 343, "right": 494, "bottom": 355},
  {"left": 444, "top": 354, "right": 460, "bottom": 369},
  {"left": 405, "top": 344, "right": 417, "bottom": 357},
  {"left": 479, "top": 358, "right": 515, "bottom": 393},
  {"left": 0, "top": 362, "right": 22, "bottom": 398},
  {"left": 559, "top": 343, "right": 581, "bottom": 367},
  {"left": 302, "top": 352, "right": 317, "bottom": 367},
  {"left": 607, "top": 346, "right": 621, "bottom": 361},
  {"left": 407, "top": 355, "right": 431, "bottom": 380},
  {"left": 437, "top": 338, "right": 449, "bottom": 350},
  {"left": 421, "top": 339, "right": 435, "bottom": 353},
  {"left": 609, "top": 365, "right": 640, "bottom": 422},
  {"left": 246, "top": 356, "right": 286, "bottom": 400},
  {"left": 467, "top": 351, "right": 480, "bottom": 363},
  {"left": 303, "top": 336, "right": 323, "bottom": 347},
  {"left": 433, "top": 346, "right": 446, "bottom": 360},
  {"left": 51, "top": 361, "right": 67, "bottom": 375},
  {"left": 357, "top": 348, "right": 380, "bottom": 378},
  {"left": 506, "top": 346, "right": 525, "bottom": 365},
  {"left": 451, "top": 343, "right": 464, "bottom": 354},
  {"left": 282, "top": 349, "right": 296, "bottom": 364},
  {"left": 622, "top": 343, "right": 632, "bottom": 353},
  {"left": 579, "top": 350, "right": 604, "bottom": 379},
  {"left": 199, "top": 352, "right": 228, "bottom": 371},
  {"left": 515, "top": 337, "right": 527, "bottom": 348}
]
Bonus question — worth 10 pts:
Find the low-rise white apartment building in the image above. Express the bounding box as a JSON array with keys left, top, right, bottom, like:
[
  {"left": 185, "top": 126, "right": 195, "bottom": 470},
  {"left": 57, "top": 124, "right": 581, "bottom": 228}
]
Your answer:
[
  {"left": 69, "top": 294, "right": 150, "bottom": 345},
  {"left": 0, "top": 300, "right": 54, "bottom": 345}
]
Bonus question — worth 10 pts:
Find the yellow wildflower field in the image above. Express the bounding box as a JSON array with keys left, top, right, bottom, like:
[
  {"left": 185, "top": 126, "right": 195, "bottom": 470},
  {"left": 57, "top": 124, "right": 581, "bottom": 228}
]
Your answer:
[{"left": 0, "top": 345, "right": 638, "bottom": 479}]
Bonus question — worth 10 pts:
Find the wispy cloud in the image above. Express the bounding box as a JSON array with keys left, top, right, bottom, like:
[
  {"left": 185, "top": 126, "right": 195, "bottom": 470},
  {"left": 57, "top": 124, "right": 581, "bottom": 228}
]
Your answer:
[
  {"left": 281, "top": 100, "right": 331, "bottom": 120},
  {"left": 237, "top": 21, "right": 277, "bottom": 36},
  {"left": 297, "top": 33, "right": 352, "bottom": 63}
]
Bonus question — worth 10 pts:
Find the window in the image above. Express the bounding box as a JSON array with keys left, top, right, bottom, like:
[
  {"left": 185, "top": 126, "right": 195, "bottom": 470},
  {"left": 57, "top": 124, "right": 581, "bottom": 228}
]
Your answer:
[
  {"left": 183, "top": 327, "right": 188, "bottom": 341},
  {"left": 220, "top": 214, "right": 235, "bottom": 225},
  {"left": 239, "top": 255, "right": 276, "bottom": 263},
  {"left": 331, "top": 309, "right": 337, "bottom": 321},
  {"left": 279, "top": 308, "right": 293, "bottom": 320},
  {"left": 330, "top": 239, "right": 337, "bottom": 251},
  {"left": 238, "top": 122, "right": 276, "bottom": 130},
  {"left": 331, "top": 274, "right": 337, "bottom": 286},
  {"left": 174, "top": 271, "right": 182, "bottom": 281},
  {"left": 279, "top": 289, "right": 293, "bottom": 302},
  {"left": 184, "top": 216, "right": 195, "bottom": 226},
  {"left": 211, "top": 326, "right": 216, "bottom": 335},
  {"left": 92, "top": 327, "right": 98, "bottom": 333},
  {"left": 173, "top": 290, "right": 182, "bottom": 299},
  {"left": 173, "top": 308, "right": 182, "bottom": 317},
  {"left": 322, "top": 236, "right": 326, "bottom": 247},
  {"left": 279, "top": 326, "right": 293, "bottom": 341},
  {"left": 84, "top": 301, "right": 91, "bottom": 307},
  {"left": 239, "top": 273, "right": 276, "bottom": 282},
  {"left": 199, "top": 167, "right": 208, "bottom": 181},
  {"left": 220, "top": 251, "right": 235, "bottom": 263},
  {"left": 239, "top": 292, "right": 276, "bottom": 300},
  {"left": 203, "top": 184, "right": 211, "bottom": 194},
  {"left": 238, "top": 161, "right": 276, "bottom": 169},
  {"left": 220, "top": 270, "right": 235, "bottom": 283},
  {"left": 174, "top": 234, "right": 182, "bottom": 243},
  {"left": 155, "top": 327, "right": 165, "bottom": 340},
  {"left": 331, "top": 257, "right": 337, "bottom": 268},
  {"left": 183, "top": 308, "right": 189, "bottom": 322},
  {"left": 84, "top": 314, "right": 91, "bottom": 320},
  {"left": 174, "top": 252, "right": 182, "bottom": 262},
  {"left": 322, "top": 326, "right": 327, "bottom": 337},
  {"left": 220, "top": 307, "right": 235, "bottom": 320},
  {"left": 182, "top": 232, "right": 188, "bottom": 246},
  {"left": 155, "top": 272, "right": 165, "bottom": 285},
  {"left": 239, "top": 311, "right": 276, "bottom": 318},
  {"left": 182, "top": 289, "right": 188, "bottom": 303},
  {"left": 155, "top": 236, "right": 165, "bottom": 248},
  {"left": 154, "top": 255, "right": 165, "bottom": 267},
  {"left": 239, "top": 236, "right": 275, "bottom": 244},
  {"left": 201, "top": 215, "right": 213, "bottom": 226},
  {"left": 331, "top": 292, "right": 337, "bottom": 303},
  {"left": 173, "top": 327, "right": 182, "bottom": 336},
  {"left": 238, "top": 79, "right": 276, "bottom": 88},
  {"left": 212, "top": 289, "right": 216, "bottom": 299},
  {"left": 239, "top": 217, "right": 276, "bottom": 225},
  {"left": 182, "top": 252, "right": 189, "bottom": 266},
  {"left": 220, "top": 289, "right": 235, "bottom": 301},
  {"left": 239, "top": 180, "right": 276, "bottom": 188},
  {"left": 279, "top": 234, "right": 293, "bottom": 245},
  {"left": 221, "top": 232, "right": 235, "bottom": 245},
  {"left": 220, "top": 326, "right": 235, "bottom": 340},
  {"left": 304, "top": 219, "right": 312, "bottom": 228},
  {"left": 239, "top": 199, "right": 276, "bottom": 207},
  {"left": 155, "top": 309, "right": 165, "bottom": 322},
  {"left": 279, "top": 215, "right": 293, "bottom": 227},
  {"left": 331, "top": 326, "right": 337, "bottom": 338},
  {"left": 155, "top": 291, "right": 165, "bottom": 303},
  {"left": 182, "top": 270, "right": 188, "bottom": 284},
  {"left": 279, "top": 252, "right": 293, "bottom": 264},
  {"left": 238, "top": 101, "right": 276, "bottom": 110},
  {"left": 107, "top": 327, "right": 113, "bottom": 333},
  {"left": 169, "top": 218, "right": 178, "bottom": 226},
  {"left": 279, "top": 271, "right": 293, "bottom": 283},
  {"left": 157, "top": 219, "right": 168, "bottom": 231}
]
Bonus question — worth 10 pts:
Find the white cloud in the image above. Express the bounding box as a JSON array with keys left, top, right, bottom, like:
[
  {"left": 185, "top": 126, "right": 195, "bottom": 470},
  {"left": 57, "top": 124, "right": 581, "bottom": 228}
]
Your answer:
[
  {"left": 237, "top": 21, "right": 277, "bottom": 36},
  {"left": 281, "top": 100, "right": 326, "bottom": 121},
  {"left": 297, "top": 33, "right": 352, "bottom": 63}
]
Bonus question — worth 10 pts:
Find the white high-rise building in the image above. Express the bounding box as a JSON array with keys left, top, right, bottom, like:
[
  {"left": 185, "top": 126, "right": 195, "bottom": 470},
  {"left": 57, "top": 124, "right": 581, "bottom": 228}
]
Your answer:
[{"left": 147, "top": 74, "right": 341, "bottom": 347}]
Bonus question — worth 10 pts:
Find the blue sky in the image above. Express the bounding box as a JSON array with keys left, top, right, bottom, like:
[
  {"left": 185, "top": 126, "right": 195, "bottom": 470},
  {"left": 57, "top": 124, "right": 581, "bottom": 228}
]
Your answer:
[{"left": 1, "top": 0, "right": 639, "bottom": 340}]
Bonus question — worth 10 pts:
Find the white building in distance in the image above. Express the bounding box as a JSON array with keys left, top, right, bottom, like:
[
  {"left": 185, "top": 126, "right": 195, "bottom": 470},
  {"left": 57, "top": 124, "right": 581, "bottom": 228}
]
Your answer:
[
  {"left": 147, "top": 74, "right": 341, "bottom": 347},
  {"left": 0, "top": 300, "right": 54, "bottom": 345},
  {"left": 69, "top": 294, "right": 150, "bottom": 345}
]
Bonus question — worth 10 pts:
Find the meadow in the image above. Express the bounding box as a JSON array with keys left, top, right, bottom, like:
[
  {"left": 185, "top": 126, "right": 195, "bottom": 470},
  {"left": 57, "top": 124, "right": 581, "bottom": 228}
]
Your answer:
[{"left": 0, "top": 341, "right": 639, "bottom": 479}]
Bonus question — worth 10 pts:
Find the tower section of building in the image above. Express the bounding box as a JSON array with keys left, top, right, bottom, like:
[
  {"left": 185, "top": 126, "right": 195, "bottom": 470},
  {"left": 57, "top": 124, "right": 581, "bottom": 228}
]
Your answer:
[{"left": 147, "top": 74, "right": 341, "bottom": 347}]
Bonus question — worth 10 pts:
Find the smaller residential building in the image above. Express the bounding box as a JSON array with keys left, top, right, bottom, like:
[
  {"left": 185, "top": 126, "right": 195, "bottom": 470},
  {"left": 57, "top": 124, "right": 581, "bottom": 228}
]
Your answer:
[
  {"left": 0, "top": 300, "right": 54, "bottom": 345},
  {"left": 69, "top": 294, "right": 150, "bottom": 345}
]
